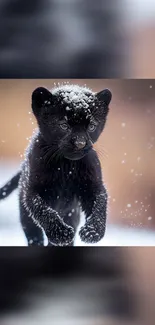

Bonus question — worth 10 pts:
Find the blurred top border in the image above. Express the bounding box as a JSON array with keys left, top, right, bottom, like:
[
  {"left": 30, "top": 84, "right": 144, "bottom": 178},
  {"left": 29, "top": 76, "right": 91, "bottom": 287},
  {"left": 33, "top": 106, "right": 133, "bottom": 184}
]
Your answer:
[{"left": 0, "top": 0, "right": 154, "bottom": 78}]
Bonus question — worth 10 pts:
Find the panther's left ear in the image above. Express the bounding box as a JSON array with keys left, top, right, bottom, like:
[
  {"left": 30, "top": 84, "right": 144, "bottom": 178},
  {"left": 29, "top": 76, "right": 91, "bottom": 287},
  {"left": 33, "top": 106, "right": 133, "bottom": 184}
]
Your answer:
[
  {"left": 96, "top": 89, "right": 112, "bottom": 106},
  {"left": 31, "top": 87, "right": 54, "bottom": 118}
]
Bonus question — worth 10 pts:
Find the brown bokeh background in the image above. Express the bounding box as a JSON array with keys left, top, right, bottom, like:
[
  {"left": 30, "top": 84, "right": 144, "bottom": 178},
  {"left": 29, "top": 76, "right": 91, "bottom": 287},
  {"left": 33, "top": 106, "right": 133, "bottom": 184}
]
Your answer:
[
  {"left": 0, "top": 79, "right": 155, "bottom": 229},
  {"left": 131, "top": 23, "right": 155, "bottom": 77}
]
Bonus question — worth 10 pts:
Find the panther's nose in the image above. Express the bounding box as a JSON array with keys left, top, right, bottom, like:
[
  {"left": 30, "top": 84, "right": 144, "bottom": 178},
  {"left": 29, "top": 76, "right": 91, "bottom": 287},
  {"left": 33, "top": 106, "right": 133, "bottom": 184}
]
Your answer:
[{"left": 74, "top": 137, "right": 86, "bottom": 149}]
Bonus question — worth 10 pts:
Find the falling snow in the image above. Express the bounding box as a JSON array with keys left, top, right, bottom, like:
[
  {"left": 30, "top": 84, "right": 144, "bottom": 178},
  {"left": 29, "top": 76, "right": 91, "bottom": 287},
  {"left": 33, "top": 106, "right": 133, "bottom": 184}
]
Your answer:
[{"left": 127, "top": 204, "right": 131, "bottom": 208}]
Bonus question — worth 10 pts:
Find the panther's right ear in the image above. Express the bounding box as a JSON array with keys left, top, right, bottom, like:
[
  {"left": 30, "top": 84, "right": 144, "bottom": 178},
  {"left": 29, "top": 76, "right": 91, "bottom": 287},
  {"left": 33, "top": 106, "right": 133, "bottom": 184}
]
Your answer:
[
  {"left": 96, "top": 89, "right": 112, "bottom": 106},
  {"left": 31, "top": 87, "right": 53, "bottom": 117}
]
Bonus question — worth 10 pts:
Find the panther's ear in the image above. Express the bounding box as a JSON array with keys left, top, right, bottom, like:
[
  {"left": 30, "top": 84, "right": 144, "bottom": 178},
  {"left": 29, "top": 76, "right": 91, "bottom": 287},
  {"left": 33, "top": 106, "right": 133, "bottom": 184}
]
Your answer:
[
  {"left": 31, "top": 87, "right": 53, "bottom": 117},
  {"left": 96, "top": 89, "right": 112, "bottom": 106}
]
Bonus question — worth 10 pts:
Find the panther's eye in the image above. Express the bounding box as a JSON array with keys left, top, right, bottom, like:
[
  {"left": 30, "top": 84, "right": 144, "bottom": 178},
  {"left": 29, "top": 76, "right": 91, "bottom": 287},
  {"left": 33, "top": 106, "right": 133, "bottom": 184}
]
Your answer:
[
  {"left": 60, "top": 123, "right": 69, "bottom": 131},
  {"left": 88, "top": 123, "right": 97, "bottom": 132}
]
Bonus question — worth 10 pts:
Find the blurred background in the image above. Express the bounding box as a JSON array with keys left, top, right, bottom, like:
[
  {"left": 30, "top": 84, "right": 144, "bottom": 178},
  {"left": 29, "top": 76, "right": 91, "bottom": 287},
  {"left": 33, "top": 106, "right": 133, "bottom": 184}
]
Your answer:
[
  {"left": 0, "top": 0, "right": 155, "bottom": 78},
  {"left": 0, "top": 1, "right": 155, "bottom": 324},
  {"left": 0, "top": 79, "right": 155, "bottom": 246},
  {"left": 0, "top": 247, "right": 155, "bottom": 325}
]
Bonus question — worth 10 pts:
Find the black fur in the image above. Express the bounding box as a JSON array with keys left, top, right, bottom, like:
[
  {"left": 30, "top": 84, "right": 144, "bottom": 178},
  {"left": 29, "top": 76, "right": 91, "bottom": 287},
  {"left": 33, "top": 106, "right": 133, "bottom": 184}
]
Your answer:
[{"left": 0, "top": 84, "right": 112, "bottom": 246}]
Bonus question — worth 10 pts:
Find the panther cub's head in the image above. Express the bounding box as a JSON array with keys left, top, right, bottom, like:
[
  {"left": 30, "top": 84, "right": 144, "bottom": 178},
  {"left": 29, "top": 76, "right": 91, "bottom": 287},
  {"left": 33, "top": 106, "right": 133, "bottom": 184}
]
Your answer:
[{"left": 32, "top": 84, "right": 112, "bottom": 160}]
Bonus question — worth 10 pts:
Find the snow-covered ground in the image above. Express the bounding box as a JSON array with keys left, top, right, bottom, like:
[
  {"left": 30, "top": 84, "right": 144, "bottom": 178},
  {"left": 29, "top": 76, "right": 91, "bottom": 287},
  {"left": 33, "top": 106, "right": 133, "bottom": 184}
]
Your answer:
[{"left": 0, "top": 162, "right": 155, "bottom": 246}]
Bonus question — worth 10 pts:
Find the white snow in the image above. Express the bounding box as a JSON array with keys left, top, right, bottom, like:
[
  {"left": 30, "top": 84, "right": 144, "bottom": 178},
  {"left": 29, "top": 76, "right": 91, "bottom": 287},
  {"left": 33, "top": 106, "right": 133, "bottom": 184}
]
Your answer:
[
  {"left": 52, "top": 84, "right": 95, "bottom": 111},
  {"left": 0, "top": 162, "right": 155, "bottom": 246},
  {"left": 127, "top": 204, "right": 131, "bottom": 208}
]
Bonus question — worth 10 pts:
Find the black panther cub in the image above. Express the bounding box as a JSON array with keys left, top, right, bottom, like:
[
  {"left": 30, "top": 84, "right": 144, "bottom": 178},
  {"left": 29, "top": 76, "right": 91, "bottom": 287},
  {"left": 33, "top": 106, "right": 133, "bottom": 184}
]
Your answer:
[{"left": 0, "top": 84, "right": 112, "bottom": 246}]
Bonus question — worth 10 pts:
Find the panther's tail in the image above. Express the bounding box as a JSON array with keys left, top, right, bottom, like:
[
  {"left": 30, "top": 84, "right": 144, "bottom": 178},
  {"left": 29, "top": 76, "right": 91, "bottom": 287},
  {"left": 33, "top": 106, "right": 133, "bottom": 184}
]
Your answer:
[{"left": 0, "top": 172, "right": 21, "bottom": 200}]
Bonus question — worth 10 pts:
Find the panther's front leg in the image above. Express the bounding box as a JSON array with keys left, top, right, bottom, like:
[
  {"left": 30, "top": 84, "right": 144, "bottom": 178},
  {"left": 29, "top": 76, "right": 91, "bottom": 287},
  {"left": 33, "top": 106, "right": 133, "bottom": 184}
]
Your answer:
[
  {"left": 78, "top": 163, "right": 108, "bottom": 244},
  {"left": 79, "top": 190, "right": 107, "bottom": 244},
  {"left": 21, "top": 192, "right": 75, "bottom": 246}
]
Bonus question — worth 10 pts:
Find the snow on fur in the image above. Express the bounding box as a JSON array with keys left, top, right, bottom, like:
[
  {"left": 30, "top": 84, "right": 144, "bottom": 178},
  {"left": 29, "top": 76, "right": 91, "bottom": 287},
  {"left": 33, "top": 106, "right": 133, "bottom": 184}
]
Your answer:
[{"left": 52, "top": 84, "right": 95, "bottom": 110}]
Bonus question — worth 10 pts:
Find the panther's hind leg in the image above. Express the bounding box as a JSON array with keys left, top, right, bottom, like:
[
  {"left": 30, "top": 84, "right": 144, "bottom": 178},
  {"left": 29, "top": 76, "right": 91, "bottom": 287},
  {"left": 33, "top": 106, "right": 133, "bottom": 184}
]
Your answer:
[{"left": 20, "top": 203, "right": 44, "bottom": 246}]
